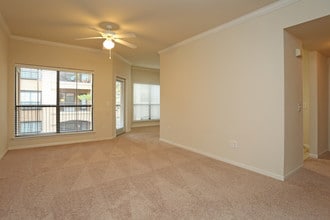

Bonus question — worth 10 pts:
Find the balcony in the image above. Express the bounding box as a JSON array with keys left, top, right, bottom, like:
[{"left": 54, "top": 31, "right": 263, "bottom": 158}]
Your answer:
[{"left": 15, "top": 105, "right": 93, "bottom": 136}]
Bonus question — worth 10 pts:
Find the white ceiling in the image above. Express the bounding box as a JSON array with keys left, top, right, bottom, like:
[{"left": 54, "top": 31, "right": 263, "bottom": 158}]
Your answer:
[
  {"left": 286, "top": 15, "right": 330, "bottom": 57},
  {"left": 0, "top": 0, "right": 279, "bottom": 68}
]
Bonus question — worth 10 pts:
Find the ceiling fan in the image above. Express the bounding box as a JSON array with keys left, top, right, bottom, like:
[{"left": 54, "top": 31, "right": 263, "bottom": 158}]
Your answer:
[{"left": 77, "top": 24, "right": 137, "bottom": 59}]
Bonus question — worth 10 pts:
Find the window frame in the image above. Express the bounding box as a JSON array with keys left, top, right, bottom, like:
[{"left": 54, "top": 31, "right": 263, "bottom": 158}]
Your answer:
[{"left": 15, "top": 65, "right": 94, "bottom": 137}]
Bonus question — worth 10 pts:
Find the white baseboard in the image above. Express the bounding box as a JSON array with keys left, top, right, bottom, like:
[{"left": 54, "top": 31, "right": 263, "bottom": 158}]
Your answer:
[
  {"left": 309, "top": 153, "right": 318, "bottom": 159},
  {"left": 9, "top": 136, "right": 116, "bottom": 151},
  {"left": 284, "top": 164, "right": 303, "bottom": 180},
  {"left": 319, "top": 149, "right": 328, "bottom": 156},
  {"left": 0, "top": 147, "right": 8, "bottom": 159},
  {"left": 159, "top": 138, "right": 285, "bottom": 181}
]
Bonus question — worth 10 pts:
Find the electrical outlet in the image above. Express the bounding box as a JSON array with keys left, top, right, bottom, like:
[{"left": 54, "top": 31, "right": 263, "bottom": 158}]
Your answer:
[{"left": 229, "top": 140, "right": 239, "bottom": 148}]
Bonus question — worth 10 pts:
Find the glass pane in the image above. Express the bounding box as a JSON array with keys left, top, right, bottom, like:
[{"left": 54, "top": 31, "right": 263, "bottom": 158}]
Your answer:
[
  {"left": 150, "top": 85, "right": 160, "bottom": 104},
  {"left": 116, "top": 80, "right": 124, "bottom": 130},
  {"left": 40, "top": 70, "right": 57, "bottom": 105},
  {"left": 16, "top": 68, "right": 57, "bottom": 136},
  {"left": 150, "top": 104, "right": 160, "bottom": 120},
  {"left": 59, "top": 71, "right": 93, "bottom": 133},
  {"left": 133, "top": 83, "right": 160, "bottom": 121},
  {"left": 134, "top": 84, "right": 150, "bottom": 104},
  {"left": 60, "top": 72, "right": 76, "bottom": 82},
  {"left": 134, "top": 104, "right": 149, "bottom": 121},
  {"left": 20, "top": 68, "right": 40, "bottom": 80}
]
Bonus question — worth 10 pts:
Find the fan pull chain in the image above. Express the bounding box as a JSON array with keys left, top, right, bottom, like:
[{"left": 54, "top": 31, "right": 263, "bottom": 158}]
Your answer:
[{"left": 109, "top": 49, "right": 112, "bottom": 59}]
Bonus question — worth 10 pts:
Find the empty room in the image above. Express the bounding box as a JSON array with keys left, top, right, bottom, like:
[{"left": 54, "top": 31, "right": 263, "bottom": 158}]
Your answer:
[{"left": 0, "top": 0, "right": 330, "bottom": 219}]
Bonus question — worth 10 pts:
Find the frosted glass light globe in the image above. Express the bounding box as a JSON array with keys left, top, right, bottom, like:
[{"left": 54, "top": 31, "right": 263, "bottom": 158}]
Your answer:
[{"left": 103, "top": 39, "right": 115, "bottom": 49}]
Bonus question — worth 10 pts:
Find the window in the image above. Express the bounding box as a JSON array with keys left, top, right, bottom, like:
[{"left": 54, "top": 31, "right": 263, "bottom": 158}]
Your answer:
[
  {"left": 20, "top": 68, "right": 40, "bottom": 80},
  {"left": 20, "top": 121, "right": 42, "bottom": 134},
  {"left": 60, "top": 92, "right": 75, "bottom": 112},
  {"left": 15, "top": 66, "right": 93, "bottom": 136},
  {"left": 133, "top": 83, "right": 160, "bottom": 121},
  {"left": 20, "top": 91, "right": 41, "bottom": 105}
]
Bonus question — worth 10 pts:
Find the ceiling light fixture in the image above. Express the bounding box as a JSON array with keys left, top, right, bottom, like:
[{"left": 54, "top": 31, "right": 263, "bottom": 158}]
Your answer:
[
  {"left": 103, "top": 39, "right": 115, "bottom": 50},
  {"left": 103, "top": 39, "right": 115, "bottom": 59}
]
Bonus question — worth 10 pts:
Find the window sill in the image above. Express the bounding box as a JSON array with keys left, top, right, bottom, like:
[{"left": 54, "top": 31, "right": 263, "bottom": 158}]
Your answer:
[
  {"left": 132, "top": 119, "right": 160, "bottom": 123},
  {"left": 13, "top": 130, "right": 96, "bottom": 139}
]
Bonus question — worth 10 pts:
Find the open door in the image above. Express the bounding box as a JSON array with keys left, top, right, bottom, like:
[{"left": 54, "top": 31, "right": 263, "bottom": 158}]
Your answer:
[{"left": 116, "top": 78, "right": 125, "bottom": 135}]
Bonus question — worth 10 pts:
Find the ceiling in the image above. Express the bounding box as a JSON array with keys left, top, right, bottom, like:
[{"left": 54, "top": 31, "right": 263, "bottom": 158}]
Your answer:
[
  {"left": 286, "top": 15, "right": 330, "bottom": 57},
  {"left": 0, "top": 0, "right": 279, "bottom": 68}
]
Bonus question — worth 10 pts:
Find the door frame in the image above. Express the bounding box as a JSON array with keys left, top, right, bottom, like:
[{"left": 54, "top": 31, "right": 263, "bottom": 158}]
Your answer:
[{"left": 115, "top": 77, "right": 126, "bottom": 135}]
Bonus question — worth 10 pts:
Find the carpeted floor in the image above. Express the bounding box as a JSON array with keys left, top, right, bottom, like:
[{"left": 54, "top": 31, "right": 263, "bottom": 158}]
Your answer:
[{"left": 0, "top": 126, "right": 329, "bottom": 219}]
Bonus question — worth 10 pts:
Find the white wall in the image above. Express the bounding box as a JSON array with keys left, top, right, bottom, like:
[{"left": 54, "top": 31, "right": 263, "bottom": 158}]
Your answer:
[
  {"left": 329, "top": 58, "right": 330, "bottom": 151},
  {"left": 8, "top": 38, "right": 116, "bottom": 149},
  {"left": 0, "top": 20, "right": 8, "bottom": 159},
  {"left": 303, "top": 51, "right": 329, "bottom": 157},
  {"left": 302, "top": 49, "right": 310, "bottom": 150},
  {"left": 131, "top": 66, "right": 160, "bottom": 128},
  {"left": 284, "top": 31, "right": 303, "bottom": 176},
  {"left": 316, "top": 52, "right": 328, "bottom": 155},
  {"left": 160, "top": 0, "right": 330, "bottom": 180}
]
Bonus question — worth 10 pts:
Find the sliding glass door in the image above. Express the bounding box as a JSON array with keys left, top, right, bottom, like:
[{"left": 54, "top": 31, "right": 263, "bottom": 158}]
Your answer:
[{"left": 115, "top": 78, "right": 125, "bottom": 135}]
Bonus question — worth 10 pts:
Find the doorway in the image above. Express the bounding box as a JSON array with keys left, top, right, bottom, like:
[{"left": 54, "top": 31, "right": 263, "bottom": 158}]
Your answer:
[
  {"left": 116, "top": 78, "right": 125, "bottom": 135},
  {"left": 285, "top": 15, "right": 330, "bottom": 163}
]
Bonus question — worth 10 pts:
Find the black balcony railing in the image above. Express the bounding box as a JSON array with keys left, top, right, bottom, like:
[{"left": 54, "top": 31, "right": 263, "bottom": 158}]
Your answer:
[{"left": 15, "top": 105, "right": 93, "bottom": 136}]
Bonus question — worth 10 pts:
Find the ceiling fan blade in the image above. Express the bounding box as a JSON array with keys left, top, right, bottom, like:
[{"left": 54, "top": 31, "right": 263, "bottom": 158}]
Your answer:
[
  {"left": 76, "top": 36, "right": 104, "bottom": 40},
  {"left": 114, "top": 39, "right": 137, "bottom": 49},
  {"left": 114, "top": 33, "right": 136, "bottom": 39},
  {"left": 88, "top": 26, "right": 104, "bottom": 33}
]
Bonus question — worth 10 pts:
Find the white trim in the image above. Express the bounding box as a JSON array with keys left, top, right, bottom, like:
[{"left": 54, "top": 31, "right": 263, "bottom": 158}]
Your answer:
[
  {"left": 10, "top": 35, "right": 102, "bottom": 52},
  {"left": 11, "top": 35, "right": 103, "bottom": 53},
  {"left": 131, "top": 121, "right": 160, "bottom": 128},
  {"left": 0, "top": 147, "right": 8, "bottom": 160},
  {"left": 11, "top": 35, "right": 134, "bottom": 64},
  {"left": 0, "top": 12, "right": 11, "bottom": 36},
  {"left": 9, "top": 136, "right": 116, "bottom": 151},
  {"left": 309, "top": 153, "right": 318, "bottom": 159},
  {"left": 159, "top": 138, "right": 285, "bottom": 181},
  {"left": 113, "top": 53, "right": 132, "bottom": 65},
  {"left": 284, "top": 164, "right": 303, "bottom": 180},
  {"left": 158, "top": 0, "right": 300, "bottom": 54},
  {"left": 319, "top": 149, "right": 329, "bottom": 157},
  {"left": 132, "top": 65, "right": 160, "bottom": 71}
]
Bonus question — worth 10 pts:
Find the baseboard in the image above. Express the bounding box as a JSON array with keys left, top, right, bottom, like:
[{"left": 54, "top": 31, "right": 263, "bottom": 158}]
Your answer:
[
  {"left": 9, "top": 136, "right": 116, "bottom": 151},
  {"left": 309, "top": 153, "right": 318, "bottom": 159},
  {"left": 159, "top": 138, "right": 285, "bottom": 181},
  {"left": 319, "top": 149, "right": 328, "bottom": 156},
  {"left": 0, "top": 147, "right": 8, "bottom": 159},
  {"left": 284, "top": 164, "right": 303, "bottom": 180},
  {"left": 131, "top": 122, "right": 160, "bottom": 128}
]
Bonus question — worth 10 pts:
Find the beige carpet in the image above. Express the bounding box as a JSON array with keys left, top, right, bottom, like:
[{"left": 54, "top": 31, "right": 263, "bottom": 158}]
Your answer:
[{"left": 0, "top": 126, "right": 329, "bottom": 219}]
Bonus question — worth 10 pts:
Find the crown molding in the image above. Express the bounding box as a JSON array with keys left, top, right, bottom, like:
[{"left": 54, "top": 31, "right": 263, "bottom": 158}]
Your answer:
[
  {"left": 132, "top": 65, "right": 160, "bottom": 71},
  {"left": 113, "top": 53, "right": 132, "bottom": 65},
  {"left": 0, "top": 12, "right": 11, "bottom": 36},
  {"left": 11, "top": 35, "right": 103, "bottom": 53},
  {"left": 11, "top": 35, "right": 134, "bottom": 65},
  {"left": 159, "top": 0, "right": 300, "bottom": 54}
]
